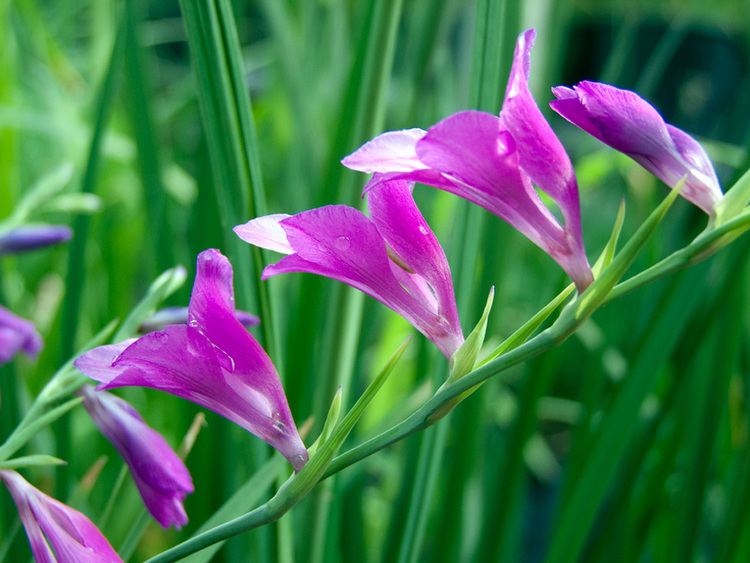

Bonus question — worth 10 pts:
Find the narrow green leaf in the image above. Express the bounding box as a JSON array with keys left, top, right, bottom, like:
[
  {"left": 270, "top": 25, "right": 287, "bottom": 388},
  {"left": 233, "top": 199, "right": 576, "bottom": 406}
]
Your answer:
[
  {"left": 0, "top": 454, "right": 66, "bottom": 469},
  {"left": 448, "top": 286, "right": 494, "bottom": 382},
  {"left": 592, "top": 198, "right": 626, "bottom": 276}
]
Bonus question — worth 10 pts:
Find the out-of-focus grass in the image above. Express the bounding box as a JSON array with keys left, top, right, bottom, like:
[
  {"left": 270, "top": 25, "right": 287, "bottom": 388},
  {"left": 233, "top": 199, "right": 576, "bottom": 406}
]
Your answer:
[{"left": 0, "top": 0, "right": 749, "bottom": 561}]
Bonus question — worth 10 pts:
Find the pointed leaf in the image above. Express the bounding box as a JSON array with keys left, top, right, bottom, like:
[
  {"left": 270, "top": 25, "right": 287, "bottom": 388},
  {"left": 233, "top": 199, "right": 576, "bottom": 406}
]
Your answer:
[
  {"left": 0, "top": 455, "right": 67, "bottom": 470},
  {"left": 448, "top": 287, "right": 494, "bottom": 382},
  {"left": 714, "top": 168, "right": 750, "bottom": 226}
]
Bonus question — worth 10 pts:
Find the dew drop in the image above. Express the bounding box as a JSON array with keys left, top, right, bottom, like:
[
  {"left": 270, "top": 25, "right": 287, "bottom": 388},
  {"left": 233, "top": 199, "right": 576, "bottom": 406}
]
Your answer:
[
  {"left": 334, "top": 236, "right": 351, "bottom": 251},
  {"left": 188, "top": 319, "right": 198, "bottom": 328},
  {"left": 271, "top": 411, "right": 286, "bottom": 433},
  {"left": 418, "top": 225, "right": 428, "bottom": 235}
]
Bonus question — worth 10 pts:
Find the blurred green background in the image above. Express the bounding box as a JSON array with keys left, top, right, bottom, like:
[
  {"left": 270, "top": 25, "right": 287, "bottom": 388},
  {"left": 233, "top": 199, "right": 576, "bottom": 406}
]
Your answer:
[{"left": 1, "top": 0, "right": 749, "bottom": 561}]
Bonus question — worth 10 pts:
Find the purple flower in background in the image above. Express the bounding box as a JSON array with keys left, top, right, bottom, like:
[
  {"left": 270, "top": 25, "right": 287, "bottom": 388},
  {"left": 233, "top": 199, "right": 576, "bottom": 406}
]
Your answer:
[
  {"left": 234, "top": 179, "right": 464, "bottom": 358},
  {"left": 139, "top": 306, "right": 259, "bottom": 333},
  {"left": 75, "top": 249, "right": 308, "bottom": 471},
  {"left": 81, "top": 386, "right": 194, "bottom": 529},
  {"left": 550, "top": 81, "right": 722, "bottom": 215},
  {"left": 343, "top": 29, "right": 593, "bottom": 291},
  {"left": 0, "top": 225, "right": 72, "bottom": 256},
  {"left": 0, "top": 470, "right": 122, "bottom": 562},
  {"left": 0, "top": 305, "right": 42, "bottom": 365}
]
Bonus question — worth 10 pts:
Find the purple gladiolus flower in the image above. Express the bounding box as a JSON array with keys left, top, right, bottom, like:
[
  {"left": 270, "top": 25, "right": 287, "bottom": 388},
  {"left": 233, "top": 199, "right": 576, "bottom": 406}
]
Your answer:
[
  {"left": 74, "top": 249, "right": 308, "bottom": 471},
  {"left": 139, "top": 306, "right": 260, "bottom": 333},
  {"left": 234, "top": 179, "right": 464, "bottom": 358},
  {"left": 0, "top": 305, "right": 42, "bottom": 365},
  {"left": 81, "top": 386, "right": 194, "bottom": 529},
  {"left": 550, "top": 81, "right": 722, "bottom": 215},
  {"left": 342, "top": 29, "right": 593, "bottom": 291},
  {"left": 0, "top": 225, "right": 72, "bottom": 256},
  {"left": 0, "top": 470, "right": 122, "bottom": 562}
]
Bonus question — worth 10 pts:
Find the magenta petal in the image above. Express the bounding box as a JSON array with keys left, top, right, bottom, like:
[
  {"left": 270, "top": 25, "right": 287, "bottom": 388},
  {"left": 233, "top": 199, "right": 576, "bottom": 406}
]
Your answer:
[
  {"left": 82, "top": 386, "right": 194, "bottom": 529},
  {"left": 0, "top": 470, "right": 122, "bottom": 562},
  {"left": 139, "top": 306, "right": 259, "bottom": 333},
  {"left": 75, "top": 250, "right": 308, "bottom": 471},
  {"left": 502, "top": 29, "right": 577, "bottom": 206},
  {"left": 550, "top": 80, "right": 722, "bottom": 214},
  {"left": 238, "top": 206, "right": 464, "bottom": 357},
  {"left": 500, "top": 29, "right": 591, "bottom": 289},
  {"left": 414, "top": 111, "right": 571, "bottom": 256},
  {"left": 366, "top": 179, "right": 463, "bottom": 354},
  {"left": 0, "top": 305, "right": 42, "bottom": 365},
  {"left": 341, "top": 129, "right": 428, "bottom": 173}
]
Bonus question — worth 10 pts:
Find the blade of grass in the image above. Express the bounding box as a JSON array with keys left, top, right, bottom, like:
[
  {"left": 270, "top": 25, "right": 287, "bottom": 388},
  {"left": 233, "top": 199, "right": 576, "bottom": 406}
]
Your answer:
[
  {"left": 543, "top": 264, "right": 709, "bottom": 563},
  {"left": 56, "top": 16, "right": 125, "bottom": 499},
  {"left": 307, "top": 1, "right": 405, "bottom": 561},
  {"left": 122, "top": 0, "right": 173, "bottom": 272}
]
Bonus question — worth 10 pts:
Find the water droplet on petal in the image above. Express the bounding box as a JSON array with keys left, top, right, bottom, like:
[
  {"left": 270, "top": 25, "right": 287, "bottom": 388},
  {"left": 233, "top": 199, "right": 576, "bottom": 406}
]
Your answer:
[
  {"left": 188, "top": 319, "right": 199, "bottom": 328},
  {"left": 271, "top": 411, "right": 286, "bottom": 433},
  {"left": 334, "top": 236, "right": 350, "bottom": 251},
  {"left": 418, "top": 225, "right": 428, "bottom": 235}
]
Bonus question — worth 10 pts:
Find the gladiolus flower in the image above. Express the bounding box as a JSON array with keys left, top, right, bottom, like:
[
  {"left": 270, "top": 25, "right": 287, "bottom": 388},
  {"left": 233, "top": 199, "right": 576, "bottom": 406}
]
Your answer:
[
  {"left": 139, "top": 306, "right": 259, "bottom": 333},
  {"left": 550, "top": 81, "right": 722, "bottom": 215},
  {"left": 342, "top": 29, "right": 593, "bottom": 291},
  {"left": 0, "top": 470, "right": 121, "bottom": 562},
  {"left": 0, "top": 225, "right": 72, "bottom": 256},
  {"left": 0, "top": 305, "right": 42, "bottom": 365},
  {"left": 234, "top": 179, "right": 464, "bottom": 358},
  {"left": 75, "top": 249, "right": 308, "bottom": 471},
  {"left": 81, "top": 386, "right": 194, "bottom": 529}
]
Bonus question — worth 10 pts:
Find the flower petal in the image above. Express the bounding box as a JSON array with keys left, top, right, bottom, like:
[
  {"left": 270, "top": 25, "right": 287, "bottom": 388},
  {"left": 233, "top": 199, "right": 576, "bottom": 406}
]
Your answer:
[
  {"left": 550, "top": 80, "right": 722, "bottom": 214},
  {"left": 0, "top": 306, "right": 42, "bottom": 365},
  {"left": 341, "top": 129, "right": 428, "bottom": 173},
  {"left": 75, "top": 250, "right": 308, "bottom": 471},
  {"left": 82, "top": 387, "right": 194, "bottom": 529},
  {"left": 414, "top": 110, "right": 565, "bottom": 247},
  {"left": 502, "top": 29, "right": 577, "bottom": 209},
  {"left": 233, "top": 214, "right": 294, "bottom": 255},
  {"left": 0, "top": 225, "right": 72, "bottom": 256},
  {"left": 252, "top": 206, "right": 462, "bottom": 357},
  {"left": 366, "top": 178, "right": 462, "bottom": 352},
  {"left": 0, "top": 470, "right": 121, "bottom": 562}
]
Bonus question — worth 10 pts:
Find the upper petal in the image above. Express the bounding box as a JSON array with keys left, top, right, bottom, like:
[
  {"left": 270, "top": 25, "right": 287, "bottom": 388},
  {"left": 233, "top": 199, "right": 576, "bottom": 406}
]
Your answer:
[
  {"left": 187, "top": 249, "right": 276, "bottom": 378},
  {"left": 502, "top": 29, "right": 578, "bottom": 208},
  {"left": 366, "top": 179, "right": 462, "bottom": 351},
  {"left": 341, "top": 129, "right": 428, "bottom": 173},
  {"left": 415, "top": 110, "right": 565, "bottom": 247}
]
